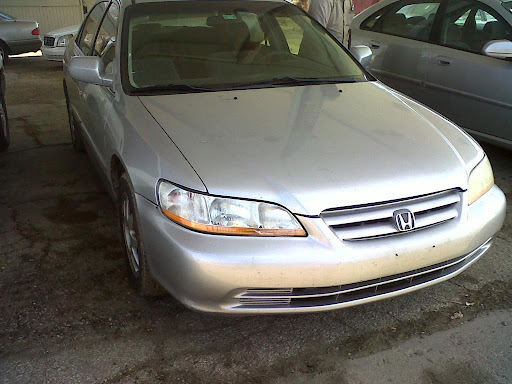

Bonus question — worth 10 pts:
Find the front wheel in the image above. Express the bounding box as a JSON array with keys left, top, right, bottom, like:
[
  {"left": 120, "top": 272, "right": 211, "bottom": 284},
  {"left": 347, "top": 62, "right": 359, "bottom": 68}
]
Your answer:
[
  {"left": 119, "top": 173, "right": 166, "bottom": 297},
  {"left": 0, "top": 92, "right": 9, "bottom": 152}
]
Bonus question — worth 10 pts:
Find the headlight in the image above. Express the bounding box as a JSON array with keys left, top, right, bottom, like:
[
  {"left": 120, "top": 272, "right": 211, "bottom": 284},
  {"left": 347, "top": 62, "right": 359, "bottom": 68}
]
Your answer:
[
  {"left": 56, "top": 34, "right": 73, "bottom": 47},
  {"left": 468, "top": 156, "right": 494, "bottom": 205},
  {"left": 157, "top": 181, "right": 307, "bottom": 237}
]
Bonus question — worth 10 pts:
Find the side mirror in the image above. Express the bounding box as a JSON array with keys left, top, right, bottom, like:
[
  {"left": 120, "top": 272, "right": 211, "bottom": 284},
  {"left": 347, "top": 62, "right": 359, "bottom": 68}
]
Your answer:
[
  {"left": 350, "top": 45, "right": 373, "bottom": 68},
  {"left": 483, "top": 40, "right": 512, "bottom": 59},
  {"left": 68, "top": 56, "right": 113, "bottom": 87}
]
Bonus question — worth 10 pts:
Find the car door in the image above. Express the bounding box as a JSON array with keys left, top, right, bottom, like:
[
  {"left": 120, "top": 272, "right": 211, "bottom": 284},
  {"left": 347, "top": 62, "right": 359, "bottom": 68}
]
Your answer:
[
  {"left": 422, "top": 0, "right": 512, "bottom": 142},
  {"left": 71, "top": 1, "right": 110, "bottom": 156},
  {"left": 352, "top": 0, "right": 441, "bottom": 101},
  {"left": 83, "top": 1, "right": 120, "bottom": 171}
]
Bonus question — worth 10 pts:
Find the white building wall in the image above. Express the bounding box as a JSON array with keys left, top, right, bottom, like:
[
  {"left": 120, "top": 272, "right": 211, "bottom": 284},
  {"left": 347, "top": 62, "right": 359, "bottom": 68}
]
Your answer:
[{"left": 0, "top": 0, "right": 86, "bottom": 36}]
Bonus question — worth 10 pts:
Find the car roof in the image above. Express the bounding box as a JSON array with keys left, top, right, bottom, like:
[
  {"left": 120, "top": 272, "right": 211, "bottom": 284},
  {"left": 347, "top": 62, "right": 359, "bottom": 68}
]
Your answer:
[
  {"left": 123, "top": 0, "right": 285, "bottom": 4},
  {"left": 115, "top": 0, "right": 288, "bottom": 11}
]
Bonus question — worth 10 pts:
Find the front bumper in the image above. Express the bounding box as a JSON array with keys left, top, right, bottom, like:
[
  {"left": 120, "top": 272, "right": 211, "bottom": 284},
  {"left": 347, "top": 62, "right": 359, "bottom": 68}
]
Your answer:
[
  {"left": 136, "top": 185, "right": 506, "bottom": 314},
  {"left": 42, "top": 46, "right": 65, "bottom": 62}
]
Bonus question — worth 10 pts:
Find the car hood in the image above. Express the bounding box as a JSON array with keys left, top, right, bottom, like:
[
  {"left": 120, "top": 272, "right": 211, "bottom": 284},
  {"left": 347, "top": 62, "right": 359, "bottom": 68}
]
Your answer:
[
  {"left": 140, "top": 82, "right": 476, "bottom": 216},
  {"left": 46, "top": 25, "right": 80, "bottom": 37}
]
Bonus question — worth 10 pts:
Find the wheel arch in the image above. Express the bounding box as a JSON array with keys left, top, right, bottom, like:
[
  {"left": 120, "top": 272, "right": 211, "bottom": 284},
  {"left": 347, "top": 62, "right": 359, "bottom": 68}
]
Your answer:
[
  {"left": 111, "top": 154, "right": 129, "bottom": 202},
  {"left": 0, "top": 39, "right": 10, "bottom": 54}
]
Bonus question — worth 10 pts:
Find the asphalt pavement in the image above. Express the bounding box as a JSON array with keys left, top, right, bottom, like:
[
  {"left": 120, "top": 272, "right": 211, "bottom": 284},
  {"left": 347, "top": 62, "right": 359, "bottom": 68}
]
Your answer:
[{"left": 0, "top": 56, "right": 510, "bottom": 384}]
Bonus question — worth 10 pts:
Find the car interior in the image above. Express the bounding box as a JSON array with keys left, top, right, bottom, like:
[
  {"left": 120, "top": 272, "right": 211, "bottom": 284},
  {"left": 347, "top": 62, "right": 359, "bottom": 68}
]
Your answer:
[
  {"left": 362, "top": 1, "right": 512, "bottom": 53},
  {"left": 441, "top": 6, "right": 512, "bottom": 52},
  {"left": 126, "top": 7, "right": 359, "bottom": 89},
  {"left": 362, "top": 2, "right": 439, "bottom": 42}
]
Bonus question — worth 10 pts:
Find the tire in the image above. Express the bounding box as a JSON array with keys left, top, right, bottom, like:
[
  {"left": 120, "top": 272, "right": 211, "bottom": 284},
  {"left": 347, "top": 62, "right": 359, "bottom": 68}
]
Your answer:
[
  {"left": 0, "top": 92, "right": 9, "bottom": 152},
  {"left": 0, "top": 43, "right": 8, "bottom": 65},
  {"left": 119, "top": 173, "right": 166, "bottom": 297},
  {"left": 64, "top": 87, "right": 84, "bottom": 152}
]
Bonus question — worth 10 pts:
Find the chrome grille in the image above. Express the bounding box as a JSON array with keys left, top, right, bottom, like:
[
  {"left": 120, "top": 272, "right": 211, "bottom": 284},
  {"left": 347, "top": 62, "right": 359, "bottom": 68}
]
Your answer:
[
  {"left": 235, "top": 239, "right": 491, "bottom": 309},
  {"left": 44, "top": 36, "right": 55, "bottom": 47},
  {"left": 321, "top": 189, "right": 461, "bottom": 241}
]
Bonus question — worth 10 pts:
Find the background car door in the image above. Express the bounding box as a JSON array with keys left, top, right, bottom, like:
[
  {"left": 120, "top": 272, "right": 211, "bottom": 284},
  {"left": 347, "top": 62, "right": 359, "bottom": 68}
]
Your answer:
[
  {"left": 422, "top": 0, "right": 512, "bottom": 142},
  {"left": 83, "top": 1, "right": 119, "bottom": 171},
  {"left": 352, "top": 0, "right": 441, "bottom": 101}
]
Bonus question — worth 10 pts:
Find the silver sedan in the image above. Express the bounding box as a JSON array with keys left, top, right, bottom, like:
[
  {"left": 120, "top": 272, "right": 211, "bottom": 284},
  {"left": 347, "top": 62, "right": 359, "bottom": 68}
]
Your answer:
[
  {"left": 0, "top": 11, "right": 41, "bottom": 61},
  {"left": 63, "top": 0, "right": 505, "bottom": 314},
  {"left": 352, "top": 0, "right": 512, "bottom": 151}
]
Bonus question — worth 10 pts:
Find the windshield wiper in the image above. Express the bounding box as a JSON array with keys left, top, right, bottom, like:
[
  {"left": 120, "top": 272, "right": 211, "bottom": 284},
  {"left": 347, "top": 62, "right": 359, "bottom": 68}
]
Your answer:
[
  {"left": 227, "top": 76, "right": 362, "bottom": 89},
  {"left": 134, "top": 77, "right": 363, "bottom": 94},
  {"left": 135, "top": 83, "right": 214, "bottom": 93}
]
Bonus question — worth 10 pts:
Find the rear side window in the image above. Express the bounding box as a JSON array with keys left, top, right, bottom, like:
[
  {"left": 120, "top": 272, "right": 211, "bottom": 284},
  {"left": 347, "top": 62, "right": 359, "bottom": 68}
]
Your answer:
[
  {"left": 439, "top": 0, "right": 512, "bottom": 54},
  {"left": 78, "top": 2, "right": 109, "bottom": 55},
  {"left": 275, "top": 15, "right": 305, "bottom": 54},
  {"left": 361, "top": 1, "right": 440, "bottom": 42}
]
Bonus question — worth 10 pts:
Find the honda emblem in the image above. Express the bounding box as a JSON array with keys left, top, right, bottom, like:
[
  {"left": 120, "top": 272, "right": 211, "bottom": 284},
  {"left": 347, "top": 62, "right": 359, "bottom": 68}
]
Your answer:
[{"left": 393, "top": 209, "right": 415, "bottom": 232}]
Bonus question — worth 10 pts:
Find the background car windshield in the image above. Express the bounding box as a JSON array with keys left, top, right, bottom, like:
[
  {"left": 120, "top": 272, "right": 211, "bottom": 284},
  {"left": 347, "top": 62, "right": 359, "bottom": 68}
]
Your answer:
[{"left": 123, "top": 1, "right": 366, "bottom": 91}]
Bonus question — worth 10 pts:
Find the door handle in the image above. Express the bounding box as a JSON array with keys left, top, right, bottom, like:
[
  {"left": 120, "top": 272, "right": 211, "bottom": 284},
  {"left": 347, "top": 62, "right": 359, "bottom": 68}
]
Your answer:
[
  {"left": 370, "top": 40, "right": 381, "bottom": 49},
  {"left": 436, "top": 57, "right": 452, "bottom": 66}
]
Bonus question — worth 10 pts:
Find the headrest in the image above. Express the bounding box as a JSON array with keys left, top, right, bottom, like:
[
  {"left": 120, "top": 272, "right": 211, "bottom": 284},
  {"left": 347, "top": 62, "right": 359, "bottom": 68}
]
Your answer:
[
  {"left": 483, "top": 21, "right": 507, "bottom": 38},
  {"left": 207, "top": 13, "right": 264, "bottom": 43},
  {"left": 389, "top": 13, "right": 406, "bottom": 23}
]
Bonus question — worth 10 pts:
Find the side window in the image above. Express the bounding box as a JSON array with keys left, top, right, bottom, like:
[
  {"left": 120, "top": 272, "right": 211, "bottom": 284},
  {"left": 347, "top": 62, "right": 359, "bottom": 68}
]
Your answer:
[
  {"left": 77, "top": 2, "right": 109, "bottom": 55},
  {"left": 275, "top": 16, "right": 304, "bottom": 54},
  {"left": 361, "top": 1, "right": 440, "bottom": 42},
  {"left": 94, "top": 2, "right": 119, "bottom": 69},
  {"left": 440, "top": 0, "right": 512, "bottom": 54}
]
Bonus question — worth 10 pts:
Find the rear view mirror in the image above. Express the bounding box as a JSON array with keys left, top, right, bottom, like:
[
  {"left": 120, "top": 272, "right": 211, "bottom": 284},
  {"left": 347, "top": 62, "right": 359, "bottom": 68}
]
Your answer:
[
  {"left": 68, "top": 56, "right": 113, "bottom": 87},
  {"left": 350, "top": 45, "right": 373, "bottom": 68},
  {"left": 483, "top": 40, "right": 512, "bottom": 59}
]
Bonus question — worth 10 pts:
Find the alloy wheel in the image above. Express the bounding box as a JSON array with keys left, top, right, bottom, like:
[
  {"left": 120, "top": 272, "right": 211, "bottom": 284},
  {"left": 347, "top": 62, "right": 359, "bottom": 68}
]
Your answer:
[{"left": 121, "top": 193, "right": 140, "bottom": 275}]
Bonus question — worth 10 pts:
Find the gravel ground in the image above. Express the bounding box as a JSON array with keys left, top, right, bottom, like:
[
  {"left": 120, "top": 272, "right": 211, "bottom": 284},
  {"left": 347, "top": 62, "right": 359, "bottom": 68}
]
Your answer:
[{"left": 0, "top": 56, "right": 511, "bottom": 384}]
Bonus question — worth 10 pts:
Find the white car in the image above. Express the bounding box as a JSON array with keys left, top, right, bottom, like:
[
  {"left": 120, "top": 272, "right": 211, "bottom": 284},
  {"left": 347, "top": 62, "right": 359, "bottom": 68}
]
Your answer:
[{"left": 42, "top": 25, "right": 79, "bottom": 62}]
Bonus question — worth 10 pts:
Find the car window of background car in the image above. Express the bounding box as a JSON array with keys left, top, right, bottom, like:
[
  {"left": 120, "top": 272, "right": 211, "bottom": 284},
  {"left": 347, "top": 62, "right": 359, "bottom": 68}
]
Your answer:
[
  {"left": 0, "top": 12, "right": 14, "bottom": 21},
  {"left": 78, "top": 1, "right": 110, "bottom": 56},
  {"left": 361, "top": 1, "right": 440, "bottom": 42},
  {"left": 455, "top": 9, "right": 497, "bottom": 27},
  {"left": 94, "top": 2, "right": 119, "bottom": 70},
  {"left": 124, "top": 1, "right": 365, "bottom": 91},
  {"left": 439, "top": 0, "right": 512, "bottom": 54}
]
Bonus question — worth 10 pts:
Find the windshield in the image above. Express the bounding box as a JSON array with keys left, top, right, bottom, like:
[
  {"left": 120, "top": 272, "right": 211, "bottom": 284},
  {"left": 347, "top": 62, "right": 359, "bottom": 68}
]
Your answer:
[{"left": 122, "top": 1, "right": 368, "bottom": 93}]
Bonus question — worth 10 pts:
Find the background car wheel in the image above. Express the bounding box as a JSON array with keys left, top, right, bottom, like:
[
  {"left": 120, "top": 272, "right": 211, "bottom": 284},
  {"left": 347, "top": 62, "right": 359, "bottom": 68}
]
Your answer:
[
  {"left": 0, "top": 93, "right": 9, "bottom": 152},
  {"left": 119, "top": 173, "right": 167, "bottom": 297},
  {"left": 64, "top": 90, "right": 84, "bottom": 152},
  {"left": 0, "top": 43, "right": 8, "bottom": 65}
]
